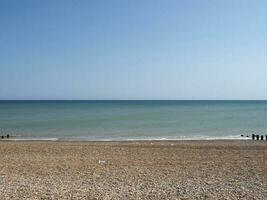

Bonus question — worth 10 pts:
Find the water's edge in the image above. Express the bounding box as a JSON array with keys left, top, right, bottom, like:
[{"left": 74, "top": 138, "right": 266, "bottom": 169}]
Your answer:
[{"left": 9, "top": 134, "right": 250, "bottom": 142}]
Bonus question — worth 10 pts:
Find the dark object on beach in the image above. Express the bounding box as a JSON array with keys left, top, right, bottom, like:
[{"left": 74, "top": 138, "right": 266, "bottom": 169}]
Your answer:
[
  {"left": 246, "top": 135, "right": 249, "bottom": 138},
  {"left": 256, "top": 135, "right": 259, "bottom": 140},
  {"left": 6, "top": 134, "right": 10, "bottom": 139},
  {"left": 260, "top": 135, "right": 264, "bottom": 140},
  {"left": 252, "top": 134, "right": 255, "bottom": 140},
  {"left": 1, "top": 135, "right": 4, "bottom": 139},
  {"left": 241, "top": 134, "right": 244, "bottom": 137},
  {"left": 266, "top": 135, "right": 267, "bottom": 140}
]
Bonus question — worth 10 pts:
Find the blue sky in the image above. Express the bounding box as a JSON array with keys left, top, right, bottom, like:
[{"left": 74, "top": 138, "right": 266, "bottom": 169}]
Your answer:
[{"left": 0, "top": 0, "right": 267, "bottom": 100}]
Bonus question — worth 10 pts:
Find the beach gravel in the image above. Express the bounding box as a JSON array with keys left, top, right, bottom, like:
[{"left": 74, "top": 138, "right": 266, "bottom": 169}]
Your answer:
[{"left": 0, "top": 140, "right": 266, "bottom": 199}]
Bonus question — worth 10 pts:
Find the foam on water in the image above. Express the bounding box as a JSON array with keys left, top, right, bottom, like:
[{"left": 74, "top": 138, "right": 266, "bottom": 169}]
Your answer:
[{"left": 11, "top": 134, "right": 249, "bottom": 141}]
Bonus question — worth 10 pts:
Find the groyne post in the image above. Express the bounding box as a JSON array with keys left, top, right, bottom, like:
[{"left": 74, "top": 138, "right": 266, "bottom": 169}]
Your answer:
[{"left": 252, "top": 134, "right": 255, "bottom": 140}]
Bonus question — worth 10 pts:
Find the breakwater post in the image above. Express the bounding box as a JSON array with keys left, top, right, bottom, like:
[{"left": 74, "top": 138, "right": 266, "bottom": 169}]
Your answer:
[{"left": 251, "top": 134, "right": 267, "bottom": 141}]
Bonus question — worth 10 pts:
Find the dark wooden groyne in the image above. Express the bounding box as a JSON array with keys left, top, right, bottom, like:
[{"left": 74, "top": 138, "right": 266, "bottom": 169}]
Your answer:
[{"left": 251, "top": 134, "right": 267, "bottom": 141}]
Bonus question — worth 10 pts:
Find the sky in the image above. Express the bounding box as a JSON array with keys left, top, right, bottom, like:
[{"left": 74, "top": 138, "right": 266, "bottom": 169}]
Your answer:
[{"left": 0, "top": 0, "right": 267, "bottom": 100}]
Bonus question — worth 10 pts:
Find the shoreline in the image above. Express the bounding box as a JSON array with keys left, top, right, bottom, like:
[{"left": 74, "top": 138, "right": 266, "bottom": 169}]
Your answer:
[
  {"left": 2, "top": 138, "right": 253, "bottom": 143},
  {"left": 1, "top": 134, "right": 254, "bottom": 142}
]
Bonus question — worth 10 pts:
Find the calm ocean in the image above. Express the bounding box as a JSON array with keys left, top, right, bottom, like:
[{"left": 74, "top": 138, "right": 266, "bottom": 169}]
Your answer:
[{"left": 0, "top": 100, "right": 266, "bottom": 140}]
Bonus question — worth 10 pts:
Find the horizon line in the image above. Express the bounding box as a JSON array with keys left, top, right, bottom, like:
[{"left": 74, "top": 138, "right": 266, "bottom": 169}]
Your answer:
[{"left": 0, "top": 99, "right": 267, "bottom": 101}]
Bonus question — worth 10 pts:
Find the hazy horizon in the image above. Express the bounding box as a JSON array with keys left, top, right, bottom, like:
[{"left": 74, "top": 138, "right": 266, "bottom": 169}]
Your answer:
[{"left": 0, "top": 100, "right": 267, "bottom": 101}]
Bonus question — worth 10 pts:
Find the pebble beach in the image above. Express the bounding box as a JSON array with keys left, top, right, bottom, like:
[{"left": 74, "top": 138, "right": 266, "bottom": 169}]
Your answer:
[{"left": 0, "top": 140, "right": 266, "bottom": 199}]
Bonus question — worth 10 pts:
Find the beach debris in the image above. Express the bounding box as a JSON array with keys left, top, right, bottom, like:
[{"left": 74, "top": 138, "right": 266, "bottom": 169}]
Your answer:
[
  {"left": 98, "top": 160, "right": 106, "bottom": 164},
  {"left": 1, "top": 135, "right": 4, "bottom": 139}
]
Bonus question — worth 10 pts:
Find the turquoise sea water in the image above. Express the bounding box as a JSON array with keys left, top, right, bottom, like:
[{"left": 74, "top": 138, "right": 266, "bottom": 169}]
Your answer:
[{"left": 0, "top": 101, "right": 267, "bottom": 140}]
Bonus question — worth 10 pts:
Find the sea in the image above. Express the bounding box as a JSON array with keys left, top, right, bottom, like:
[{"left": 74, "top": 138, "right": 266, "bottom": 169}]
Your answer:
[{"left": 0, "top": 100, "right": 266, "bottom": 141}]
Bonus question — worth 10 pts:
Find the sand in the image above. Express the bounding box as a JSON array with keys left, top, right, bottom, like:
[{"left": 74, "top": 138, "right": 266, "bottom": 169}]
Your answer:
[{"left": 0, "top": 140, "right": 266, "bottom": 199}]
